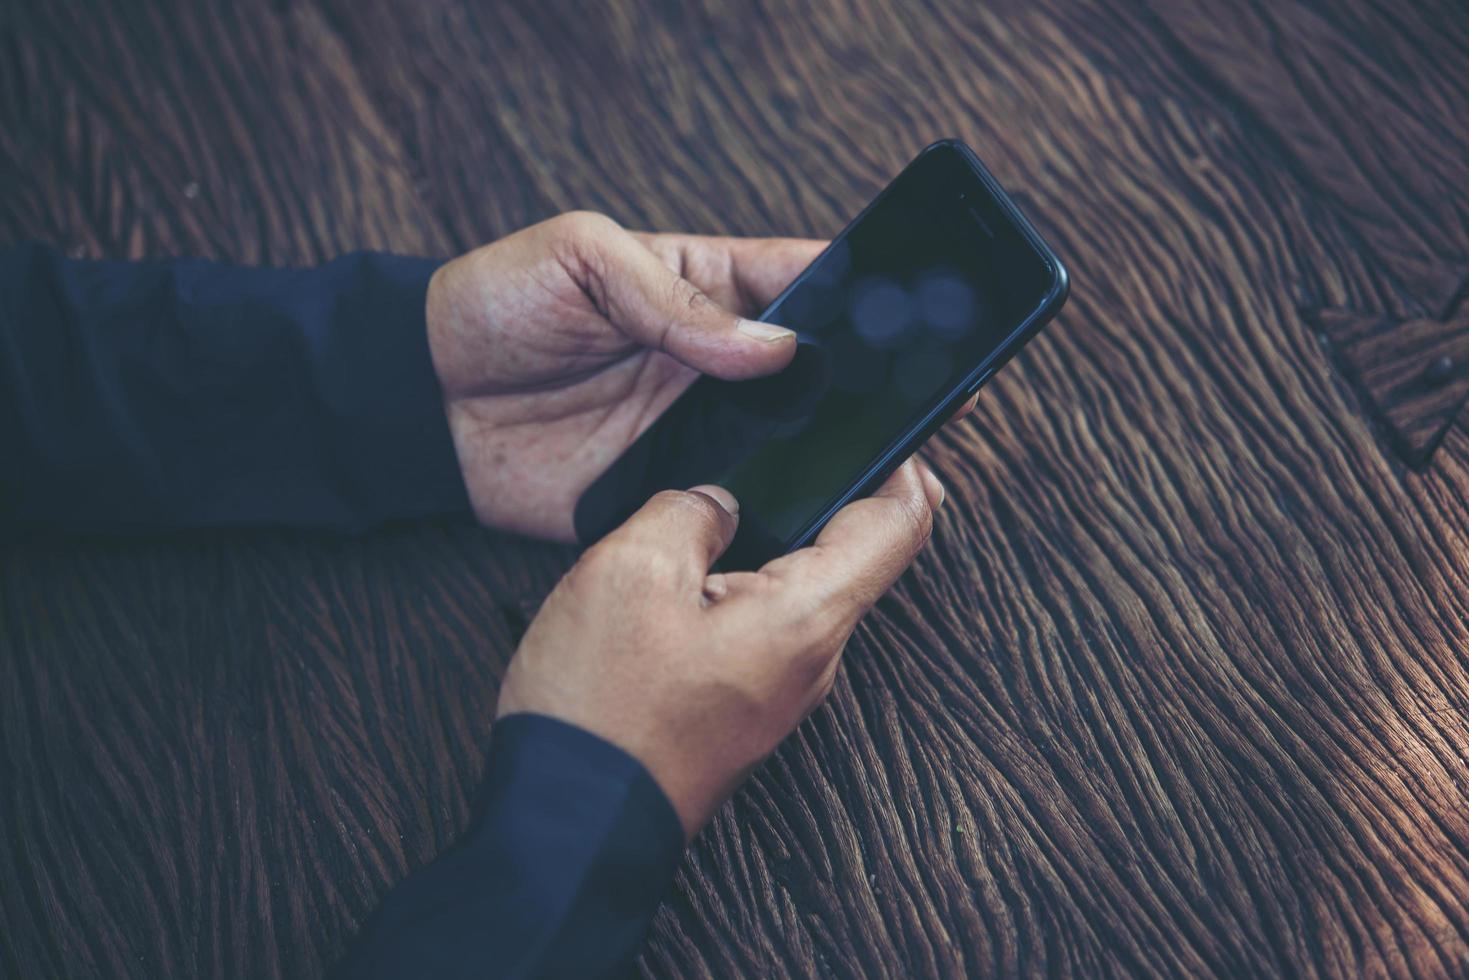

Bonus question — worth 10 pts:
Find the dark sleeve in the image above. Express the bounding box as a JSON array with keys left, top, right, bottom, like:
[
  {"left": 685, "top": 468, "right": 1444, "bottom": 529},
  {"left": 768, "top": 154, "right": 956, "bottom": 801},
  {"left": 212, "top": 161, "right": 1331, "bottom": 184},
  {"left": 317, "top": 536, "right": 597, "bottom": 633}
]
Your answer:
[
  {"left": 337, "top": 713, "right": 686, "bottom": 980},
  {"left": 0, "top": 242, "right": 471, "bottom": 533}
]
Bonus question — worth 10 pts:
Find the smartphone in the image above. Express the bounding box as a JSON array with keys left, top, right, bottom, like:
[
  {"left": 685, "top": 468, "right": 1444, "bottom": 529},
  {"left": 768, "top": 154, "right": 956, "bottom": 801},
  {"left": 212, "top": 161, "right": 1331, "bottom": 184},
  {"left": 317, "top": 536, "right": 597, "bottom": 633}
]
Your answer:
[{"left": 575, "top": 139, "right": 1069, "bottom": 569}]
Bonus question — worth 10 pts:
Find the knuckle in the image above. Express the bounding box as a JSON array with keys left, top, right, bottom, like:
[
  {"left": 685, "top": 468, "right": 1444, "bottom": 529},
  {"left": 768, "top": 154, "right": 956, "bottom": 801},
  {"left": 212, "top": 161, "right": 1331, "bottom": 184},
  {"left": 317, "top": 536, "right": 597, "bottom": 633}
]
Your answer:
[
  {"left": 895, "top": 490, "right": 934, "bottom": 544},
  {"left": 553, "top": 210, "right": 620, "bottom": 242},
  {"left": 667, "top": 275, "right": 712, "bottom": 315},
  {"left": 546, "top": 213, "right": 618, "bottom": 300}
]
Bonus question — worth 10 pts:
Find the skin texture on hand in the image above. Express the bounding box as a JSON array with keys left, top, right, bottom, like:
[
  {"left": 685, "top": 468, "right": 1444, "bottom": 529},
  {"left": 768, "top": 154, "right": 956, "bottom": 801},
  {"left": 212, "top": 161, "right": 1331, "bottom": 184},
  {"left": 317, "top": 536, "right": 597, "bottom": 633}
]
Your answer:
[
  {"left": 426, "top": 212, "right": 824, "bottom": 542},
  {"left": 496, "top": 458, "right": 946, "bottom": 839},
  {"left": 431, "top": 211, "right": 978, "bottom": 837}
]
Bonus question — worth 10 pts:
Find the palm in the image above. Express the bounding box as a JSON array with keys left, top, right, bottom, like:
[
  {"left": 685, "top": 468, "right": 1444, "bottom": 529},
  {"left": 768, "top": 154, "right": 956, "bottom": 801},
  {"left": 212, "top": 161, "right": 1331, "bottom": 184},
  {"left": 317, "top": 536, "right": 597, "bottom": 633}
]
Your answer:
[{"left": 426, "top": 219, "right": 822, "bottom": 541}]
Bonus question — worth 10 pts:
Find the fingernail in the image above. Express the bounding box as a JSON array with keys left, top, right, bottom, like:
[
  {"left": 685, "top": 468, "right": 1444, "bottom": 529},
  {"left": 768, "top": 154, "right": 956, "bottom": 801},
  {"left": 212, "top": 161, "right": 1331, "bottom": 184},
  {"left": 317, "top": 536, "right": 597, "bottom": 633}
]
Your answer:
[
  {"left": 919, "top": 467, "right": 946, "bottom": 508},
  {"left": 689, "top": 484, "right": 739, "bottom": 515},
  {"left": 737, "top": 319, "right": 795, "bottom": 342}
]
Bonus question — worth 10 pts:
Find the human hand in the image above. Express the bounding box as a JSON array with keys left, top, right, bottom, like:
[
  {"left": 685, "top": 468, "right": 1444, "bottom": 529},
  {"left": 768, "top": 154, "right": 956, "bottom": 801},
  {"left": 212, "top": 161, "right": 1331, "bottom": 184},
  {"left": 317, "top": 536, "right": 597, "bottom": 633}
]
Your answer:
[
  {"left": 427, "top": 213, "right": 978, "bottom": 541},
  {"left": 426, "top": 213, "right": 819, "bottom": 541},
  {"left": 494, "top": 457, "right": 945, "bottom": 839}
]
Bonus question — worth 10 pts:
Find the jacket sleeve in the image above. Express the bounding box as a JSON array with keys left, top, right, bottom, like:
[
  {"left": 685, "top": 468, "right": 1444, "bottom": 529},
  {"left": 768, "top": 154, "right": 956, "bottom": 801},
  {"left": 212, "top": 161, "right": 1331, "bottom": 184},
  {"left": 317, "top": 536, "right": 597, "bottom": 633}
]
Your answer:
[
  {"left": 1, "top": 245, "right": 687, "bottom": 976},
  {"left": 0, "top": 242, "right": 471, "bottom": 533},
  {"left": 336, "top": 713, "right": 686, "bottom": 980}
]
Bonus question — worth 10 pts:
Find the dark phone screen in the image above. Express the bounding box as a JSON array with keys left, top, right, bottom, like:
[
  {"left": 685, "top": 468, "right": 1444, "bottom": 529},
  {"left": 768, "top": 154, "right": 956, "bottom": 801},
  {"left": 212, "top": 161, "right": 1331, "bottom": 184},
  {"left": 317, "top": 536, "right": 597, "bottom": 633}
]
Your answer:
[{"left": 576, "top": 143, "right": 1058, "bottom": 568}]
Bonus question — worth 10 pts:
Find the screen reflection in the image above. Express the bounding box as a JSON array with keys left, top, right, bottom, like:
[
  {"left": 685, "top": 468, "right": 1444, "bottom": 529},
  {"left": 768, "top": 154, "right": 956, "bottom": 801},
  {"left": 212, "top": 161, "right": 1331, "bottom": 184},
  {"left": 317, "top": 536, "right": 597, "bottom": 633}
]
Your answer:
[{"left": 575, "top": 145, "right": 1053, "bottom": 569}]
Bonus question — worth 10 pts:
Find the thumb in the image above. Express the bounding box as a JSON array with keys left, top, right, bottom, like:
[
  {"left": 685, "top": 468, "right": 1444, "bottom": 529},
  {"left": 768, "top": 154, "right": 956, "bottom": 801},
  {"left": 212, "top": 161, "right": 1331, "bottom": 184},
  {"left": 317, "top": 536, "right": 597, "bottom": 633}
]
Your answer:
[
  {"left": 578, "top": 216, "right": 798, "bottom": 380},
  {"left": 601, "top": 485, "right": 741, "bottom": 585}
]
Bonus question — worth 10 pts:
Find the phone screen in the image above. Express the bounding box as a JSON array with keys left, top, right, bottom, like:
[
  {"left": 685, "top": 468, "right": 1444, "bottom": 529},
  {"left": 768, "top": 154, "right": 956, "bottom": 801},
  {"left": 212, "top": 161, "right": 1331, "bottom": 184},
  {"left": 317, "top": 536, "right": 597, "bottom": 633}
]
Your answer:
[{"left": 576, "top": 142, "right": 1063, "bottom": 568}]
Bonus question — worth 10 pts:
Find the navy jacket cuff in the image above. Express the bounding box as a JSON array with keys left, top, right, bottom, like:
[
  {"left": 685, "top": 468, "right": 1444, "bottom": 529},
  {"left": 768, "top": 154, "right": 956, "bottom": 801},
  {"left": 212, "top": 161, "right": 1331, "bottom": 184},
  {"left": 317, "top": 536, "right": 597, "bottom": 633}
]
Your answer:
[
  {"left": 338, "top": 714, "right": 685, "bottom": 980},
  {"left": 315, "top": 253, "right": 472, "bottom": 526}
]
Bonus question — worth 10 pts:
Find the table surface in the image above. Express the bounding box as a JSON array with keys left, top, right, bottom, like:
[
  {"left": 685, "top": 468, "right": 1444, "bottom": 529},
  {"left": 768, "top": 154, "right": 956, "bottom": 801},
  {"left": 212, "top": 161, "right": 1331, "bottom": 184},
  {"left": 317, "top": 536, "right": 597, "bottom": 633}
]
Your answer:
[{"left": 5, "top": 1, "right": 1469, "bottom": 976}]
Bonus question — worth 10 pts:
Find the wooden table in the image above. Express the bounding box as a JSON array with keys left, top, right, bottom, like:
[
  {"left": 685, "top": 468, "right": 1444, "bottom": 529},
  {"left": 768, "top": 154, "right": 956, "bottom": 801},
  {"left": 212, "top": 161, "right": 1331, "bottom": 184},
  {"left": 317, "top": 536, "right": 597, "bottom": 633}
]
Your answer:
[{"left": 4, "top": 1, "right": 1469, "bottom": 976}]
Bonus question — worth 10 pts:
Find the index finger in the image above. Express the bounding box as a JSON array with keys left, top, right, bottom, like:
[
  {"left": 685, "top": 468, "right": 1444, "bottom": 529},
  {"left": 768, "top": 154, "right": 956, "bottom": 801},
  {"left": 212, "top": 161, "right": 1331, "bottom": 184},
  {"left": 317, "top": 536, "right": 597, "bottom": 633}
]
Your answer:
[
  {"left": 723, "top": 236, "right": 828, "bottom": 310},
  {"left": 759, "top": 458, "right": 939, "bottom": 626},
  {"left": 631, "top": 232, "right": 827, "bottom": 316}
]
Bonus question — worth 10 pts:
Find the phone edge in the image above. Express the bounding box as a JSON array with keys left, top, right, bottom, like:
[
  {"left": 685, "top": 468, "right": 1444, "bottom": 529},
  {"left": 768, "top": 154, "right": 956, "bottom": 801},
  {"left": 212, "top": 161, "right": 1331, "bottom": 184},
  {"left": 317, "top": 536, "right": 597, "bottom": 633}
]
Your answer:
[{"left": 776, "top": 138, "right": 1070, "bottom": 557}]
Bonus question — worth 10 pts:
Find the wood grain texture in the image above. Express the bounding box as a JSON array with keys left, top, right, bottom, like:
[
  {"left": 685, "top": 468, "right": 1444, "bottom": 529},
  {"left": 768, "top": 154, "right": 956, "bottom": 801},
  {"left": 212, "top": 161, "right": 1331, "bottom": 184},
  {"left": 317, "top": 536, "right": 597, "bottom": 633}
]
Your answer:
[
  {"left": 1316, "top": 295, "right": 1469, "bottom": 466},
  {"left": 4, "top": 0, "right": 1469, "bottom": 977}
]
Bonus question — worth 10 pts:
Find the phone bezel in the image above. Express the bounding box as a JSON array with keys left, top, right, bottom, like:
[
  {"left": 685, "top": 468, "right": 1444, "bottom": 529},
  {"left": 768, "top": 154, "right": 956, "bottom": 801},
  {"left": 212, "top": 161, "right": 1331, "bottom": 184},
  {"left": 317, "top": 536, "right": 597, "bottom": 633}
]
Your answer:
[{"left": 767, "top": 138, "right": 1070, "bottom": 557}]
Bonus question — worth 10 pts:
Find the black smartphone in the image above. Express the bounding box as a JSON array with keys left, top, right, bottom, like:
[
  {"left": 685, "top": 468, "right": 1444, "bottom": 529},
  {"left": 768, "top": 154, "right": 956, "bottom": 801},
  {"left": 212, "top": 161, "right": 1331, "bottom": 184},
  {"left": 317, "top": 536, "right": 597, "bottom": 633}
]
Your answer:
[{"left": 575, "top": 139, "right": 1069, "bottom": 569}]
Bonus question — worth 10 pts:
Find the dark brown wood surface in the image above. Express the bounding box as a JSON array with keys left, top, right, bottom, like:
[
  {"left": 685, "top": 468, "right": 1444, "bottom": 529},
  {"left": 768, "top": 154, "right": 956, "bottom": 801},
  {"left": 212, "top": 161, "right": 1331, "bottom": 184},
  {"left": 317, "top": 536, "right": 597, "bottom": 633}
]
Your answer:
[{"left": 4, "top": 1, "right": 1469, "bottom": 976}]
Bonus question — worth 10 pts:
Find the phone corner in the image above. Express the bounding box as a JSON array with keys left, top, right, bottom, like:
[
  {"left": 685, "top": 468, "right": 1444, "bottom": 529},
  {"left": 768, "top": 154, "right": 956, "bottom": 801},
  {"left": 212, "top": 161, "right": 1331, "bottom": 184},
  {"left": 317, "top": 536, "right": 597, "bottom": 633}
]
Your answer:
[
  {"left": 1047, "top": 258, "right": 1071, "bottom": 312},
  {"left": 919, "top": 137, "right": 966, "bottom": 157}
]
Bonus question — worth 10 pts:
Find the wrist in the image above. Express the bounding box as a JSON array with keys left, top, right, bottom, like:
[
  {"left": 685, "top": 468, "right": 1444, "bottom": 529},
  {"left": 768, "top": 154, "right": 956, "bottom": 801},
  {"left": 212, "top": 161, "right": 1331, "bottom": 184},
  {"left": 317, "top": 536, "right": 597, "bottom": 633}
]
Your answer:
[
  {"left": 424, "top": 261, "right": 467, "bottom": 398},
  {"left": 424, "top": 262, "right": 496, "bottom": 527},
  {"left": 496, "top": 709, "right": 702, "bottom": 842},
  {"left": 496, "top": 693, "right": 721, "bottom": 843}
]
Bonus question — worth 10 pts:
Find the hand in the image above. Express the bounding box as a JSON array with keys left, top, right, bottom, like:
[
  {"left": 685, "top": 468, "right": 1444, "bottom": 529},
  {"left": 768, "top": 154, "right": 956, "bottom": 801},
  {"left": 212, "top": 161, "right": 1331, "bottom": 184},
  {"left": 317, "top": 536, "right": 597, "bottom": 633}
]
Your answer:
[
  {"left": 495, "top": 458, "right": 946, "bottom": 839},
  {"left": 425, "top": 212, "right": 822, "bottom": 541}
]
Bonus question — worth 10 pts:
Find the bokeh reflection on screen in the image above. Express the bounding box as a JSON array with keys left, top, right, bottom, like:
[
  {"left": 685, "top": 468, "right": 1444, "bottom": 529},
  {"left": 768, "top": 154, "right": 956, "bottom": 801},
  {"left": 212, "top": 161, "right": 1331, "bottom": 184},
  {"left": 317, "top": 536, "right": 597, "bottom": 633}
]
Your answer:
[
  {"left": 574, "top": 146, "right": 1050, "bottom": 568},
  {"left": 712, "top": 224, "right": 993, "bottom": 562}
]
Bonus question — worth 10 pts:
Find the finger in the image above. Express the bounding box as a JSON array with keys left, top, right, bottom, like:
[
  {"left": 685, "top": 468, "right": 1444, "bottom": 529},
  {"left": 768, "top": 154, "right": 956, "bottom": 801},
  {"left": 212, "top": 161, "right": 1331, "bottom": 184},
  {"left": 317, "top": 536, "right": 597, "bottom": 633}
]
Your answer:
[
  {"left": 700, "top": 568, "right": 761, "bottom": 604},
  {"left": 915, "top": 457, "right": 946, "bottom": 509},
  {"left": 570, "top": 218, "right": 798, "bottom": 380},
  {"left": 759, "top": 458, "right": 937, "bottom": 622},
  {"left": 949, "top": 391, "right": 979, "bottom": 423},
  {"left": 724, "top": 236, "right": 827, "bottom": 311},
  {"left": 598, "top": 484, "right": 740, "bottom": 585},
  {"left": 632, "top": 233, "right": 827, "bottom": 316}
]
